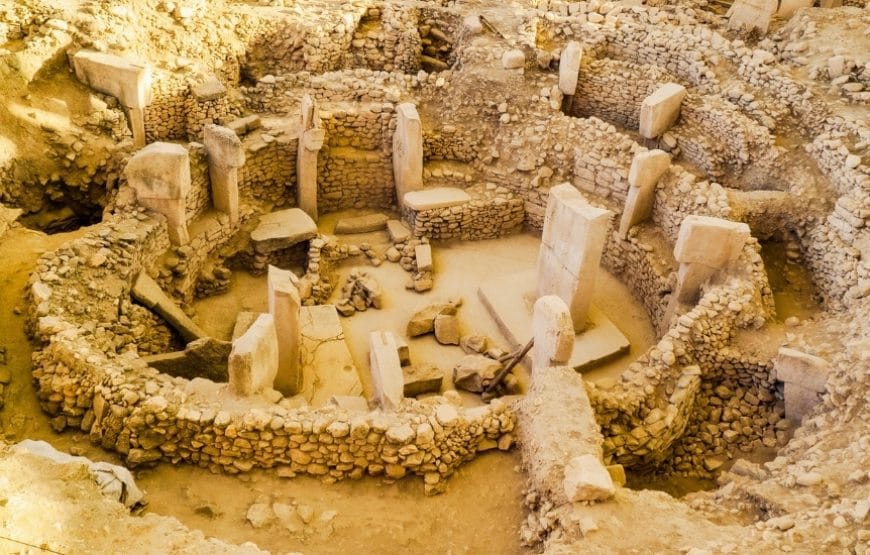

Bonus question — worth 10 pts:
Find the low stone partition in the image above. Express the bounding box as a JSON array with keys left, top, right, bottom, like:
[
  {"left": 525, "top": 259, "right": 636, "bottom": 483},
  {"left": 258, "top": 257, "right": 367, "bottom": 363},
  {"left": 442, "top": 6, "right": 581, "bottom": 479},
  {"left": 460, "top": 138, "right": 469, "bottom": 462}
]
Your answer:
[
  {"left": 26, "top": 210, "right": 515, "bottom": 494},
  {"left": 403, "top": 185, "right": 525, "bottom": 240}
]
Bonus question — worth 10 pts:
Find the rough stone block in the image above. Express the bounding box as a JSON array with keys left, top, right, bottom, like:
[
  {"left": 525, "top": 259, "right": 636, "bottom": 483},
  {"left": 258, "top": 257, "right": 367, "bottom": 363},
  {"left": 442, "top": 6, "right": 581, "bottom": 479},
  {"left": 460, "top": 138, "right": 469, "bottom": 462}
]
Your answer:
[
  {"left": 393, "top": 103, "right": 423, "bottom": 202},
  {"left": 403, "top": 364, "right": 443, "bottom": 397},
  {"left": 228, "top": 313, "right": 279, "bottom": 396},
  {"left": 728, "top": 0, "right": 777, "bottom": 33},
  {"left": 369, "top": 331, "right": 405, "bottom": 409},
  {"left": 334, "top": 213, "right": 389, "bottom": 234},
  {"left": 502, "top": 49, "right": 525, "bottom": 69},
  {"left": 251, "top": 208, "right": 317, "bottom": 254},
  {"left": 775, "top": 347, "right": 830, "bottom": 392},
  {"left": 532, "top": 295, "right": 574, "bottom": 370},
  {"left": 563, "top": 454, "right": 615, "bottom": 502},
  {"left": 415, "top": 243, "right": 433, "bottom": 272},
  {"left": 639, "top": 83, "right": 687, "bottom": 139},
  {"left": 674, "top": 215, "right": 751, "bottom": 268}
]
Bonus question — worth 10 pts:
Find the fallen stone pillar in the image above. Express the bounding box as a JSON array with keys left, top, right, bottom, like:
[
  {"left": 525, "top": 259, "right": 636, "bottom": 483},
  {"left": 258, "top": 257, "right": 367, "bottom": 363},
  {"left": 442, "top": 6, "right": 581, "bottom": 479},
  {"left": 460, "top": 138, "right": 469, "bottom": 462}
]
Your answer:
[
  {"left": 72, "top": 50, "right": 152, "bottom": 147},
  {"left": 228, "top": 313, "right": 279, "bottom": 396},
  {"left": 618, "top": 149, "right": 671, "bottom": 238},
  {"left": 775, "top": 347, "right": 830, "bottom": 421},
  {"left": 125, "top": 142, "right": 191, "bottom": 245},
  {"left": 537, "top": 183, "right": 613, "bottom": 332},
  {"left": 268, "top": 265, "right": 302, "bottom": 396},
  {"left": 672, "top": 215, "right": 751, "bottom": 303},
  {"left": 131, "top": 272, "right": 206, "bottom": 343},
  {"left": 393, "top": 103, "right": 423, "bottom": 205},
  {"left": 203, "top": 124, "right": 245, "bottom": 225},
  {"left": 558, "top": 41, "right": 582, "bottom": 96},
  {"left": 369, "top": 331, "right": 404, "bottom": 410},
  {"left": 297, "top": 94, "right": 325, "bottom": 221},
  {"left": 531, "top": 295, "right": 574, "bottom": 371},
  {"left": 639, "top": 83, "right": 687, "bottom": 140}
]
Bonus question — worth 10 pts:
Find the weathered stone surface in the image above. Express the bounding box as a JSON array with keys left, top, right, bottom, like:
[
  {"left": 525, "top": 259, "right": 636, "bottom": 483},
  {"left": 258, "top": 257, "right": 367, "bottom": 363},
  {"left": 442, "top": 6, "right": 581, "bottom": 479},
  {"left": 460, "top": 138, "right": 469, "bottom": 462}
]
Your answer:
[
  {"left": 406, "top": 302, "right": 458, "bottom": 337},
  {"left": 674, "top": 215, "right": 751, "bottom": 268},
  {"left": 386, "top": 219, "right": 411, "bottom": 243},
  {"left": 433, "top": 314, "right": 460, "bottom": 345},
  {"left": 369, "top": 331, "right": 405, "bottom": 409},
  {"left": 334, "top": 213, "right": 389, "bottom": 234},
  {"left": 72, "top": 50, "right": 151, "bottom": 108},
  {"left": 250, "top": 208, "right": 317, "bottom": 254},
  {"left": 453, "top": 355, "right": 502, "bottom": 393},
  {"left": 268, "top": 266, "right": 302, "bottom": 395},
  {"left": 403, "top": 187, "right": 471, "bottom": 211},
  {"left": 563, "top": 454, "right": 615, "bottom": 502},
  {"left": 502, "top": 49, "right": 525, "bottom": 69},
  {"left": 131, "top": 272, "right": 206, "bottom": 342},
  {"left": 639, "top": 83, "right": 687, "bottom": 139},
  {"left": 415, "top": 244, "right": 433, "bottom": 272},
  {"left": 403, "top": 364, "right": 443, "bottom": 397},
  {"left": 775, "top": 347, "right": 830, "bottom": 392},
  {"left": 228, "top": 313, "right": 279, "bottom": 396},
  {"left": 532, "top": 295, "right": 574, "bottom": 370},
  {"left": 142, "top": 337, "right": 230, "bottom": 381}
]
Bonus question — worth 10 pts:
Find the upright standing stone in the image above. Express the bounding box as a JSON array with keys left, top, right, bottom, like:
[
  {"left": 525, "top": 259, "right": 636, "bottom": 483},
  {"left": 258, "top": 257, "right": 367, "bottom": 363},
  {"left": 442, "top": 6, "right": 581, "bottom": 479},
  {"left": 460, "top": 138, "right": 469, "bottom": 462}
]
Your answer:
[
  {"left": 639, "top": 83, "right": 687, "bottom": 140},
  {"left": 558, "top": 41, "right": 583, "bottom": 96},
  {"left": 228, "top": 313, "right": 279, "bottom": 396},
  {"left": 775, "top": 347, "right": 830, "bottom": 421},
  {"left": 672, "top": 215, "right": 751, "bottom": 303},
  {"left": 538, "top": 184, "right": 613, "bottom": 332},
  {"left": 297, "top": 94, "right": 325, "bottom": 221},
  {"left": 203, "top": 124, "right": 245, "bottom": 225},
  {"left": 125, "top": 142, "right": 191, "bottom": 245},
  {"left": 618, "top": 149, "right": 671, "bottom": 238},
  {"left": 268, "top": 265, "right": 302, "bottom": 395},
  {"left": 728, "top": 0, "right": 778, "bottom": 34},
  {"left": 72, "top": 50, "right": 152, "bottom": 148},
  {"left": 532, "top": 296, "right": 575, "bottom": 371},
  {"left": 369, "top": 331, "right": 405, "bottom": 410},
  {"left": 393, "top": 103, "right": 423, "bottom": 205}
]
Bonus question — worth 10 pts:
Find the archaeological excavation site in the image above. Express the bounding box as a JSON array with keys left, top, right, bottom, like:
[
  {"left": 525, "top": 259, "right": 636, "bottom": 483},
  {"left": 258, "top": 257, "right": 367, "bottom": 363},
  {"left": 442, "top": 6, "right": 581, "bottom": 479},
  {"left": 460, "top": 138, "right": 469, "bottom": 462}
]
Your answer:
[{"left": 0, "top": 0, "right": 868, "bottom": 552}]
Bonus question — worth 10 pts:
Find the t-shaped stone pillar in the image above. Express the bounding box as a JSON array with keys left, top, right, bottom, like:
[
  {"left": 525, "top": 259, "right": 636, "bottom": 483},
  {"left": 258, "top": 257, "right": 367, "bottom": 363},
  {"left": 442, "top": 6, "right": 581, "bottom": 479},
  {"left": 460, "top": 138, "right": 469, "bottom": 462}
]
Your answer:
[
  {"left": 618, "top": 149, "right": 671, "bottom": 238},
  {"left": 672, "top": 215, "right": 751, "bottom": 303},
  {"left": 297, "top": 94, "right": 325, "bottom": 221},
  {"left": 393, "top": 103, "right": 423, "bottom": 205},
  {"left": 369, "top": 331, "right": 404, "bottom": 410},
  {"left": 203, "top": 124, "right": 245, "bottom": 225},
  {"left": 267, "top": 265, "right": 302, "bottom": 396},
  {"left": 537, "top": 184, "right": 613, "bottom": 333},
  {"left": 72, "top": 50, "right": 152, "bottom": 148},
  {"left": 228, "top": 313, "right": 279, "bottom": 397},
  {"left": 639, "top": 83, "right": 687, "bottom": 140},
  {"left": 558, "top": 41, "right": 583, "bottom": 96},
  {"left": 532, "top": 295, "right": 575, "bottom": 371},
  {"left": 125, "top": 142, "right": 191, "bottom": 245}
]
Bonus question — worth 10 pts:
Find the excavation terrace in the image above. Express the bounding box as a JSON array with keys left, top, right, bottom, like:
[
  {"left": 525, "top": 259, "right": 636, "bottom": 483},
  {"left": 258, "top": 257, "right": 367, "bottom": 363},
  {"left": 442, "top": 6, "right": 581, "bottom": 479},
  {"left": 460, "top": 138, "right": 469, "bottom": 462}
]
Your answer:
[{"left": 0, "top": 0, "right": 868, "bottom": 553}]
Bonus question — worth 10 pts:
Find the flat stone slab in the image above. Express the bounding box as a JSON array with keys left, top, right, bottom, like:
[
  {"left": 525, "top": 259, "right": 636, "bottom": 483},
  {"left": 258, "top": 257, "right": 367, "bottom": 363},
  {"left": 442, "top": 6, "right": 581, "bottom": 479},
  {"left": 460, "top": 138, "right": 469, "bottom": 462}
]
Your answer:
[
  {"left": 334, "top": 213, "right": 389, "bottom": 234},
  {"left": 250, "top": 208, "right": 317, "bottom": 254},
  {"left": 403, "top": 187, "right": 471, "bottom": 211},
  {"left": 131, "top": 272, "right": 207, "bottom": 343},
  {"left": 298, "top": 304, "right": 363, "bottom": 407},
  {"left": 478, "top": 269, "right": 629, "bottom": 372}
]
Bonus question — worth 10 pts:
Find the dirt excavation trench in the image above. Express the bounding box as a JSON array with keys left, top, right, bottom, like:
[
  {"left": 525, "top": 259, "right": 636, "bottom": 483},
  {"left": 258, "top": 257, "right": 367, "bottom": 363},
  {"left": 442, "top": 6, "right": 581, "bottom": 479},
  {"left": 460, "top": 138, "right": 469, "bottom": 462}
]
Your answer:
[{"left": 1, "top": 0, "right": 869, "bottom": 553}]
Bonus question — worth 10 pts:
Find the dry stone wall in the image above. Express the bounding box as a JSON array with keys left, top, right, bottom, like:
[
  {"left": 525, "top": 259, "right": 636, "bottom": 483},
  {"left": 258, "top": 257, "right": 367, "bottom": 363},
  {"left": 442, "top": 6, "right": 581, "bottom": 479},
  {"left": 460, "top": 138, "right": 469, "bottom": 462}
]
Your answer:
[{"left": 404, "top": 184, "right": 524, "bottom": 240}]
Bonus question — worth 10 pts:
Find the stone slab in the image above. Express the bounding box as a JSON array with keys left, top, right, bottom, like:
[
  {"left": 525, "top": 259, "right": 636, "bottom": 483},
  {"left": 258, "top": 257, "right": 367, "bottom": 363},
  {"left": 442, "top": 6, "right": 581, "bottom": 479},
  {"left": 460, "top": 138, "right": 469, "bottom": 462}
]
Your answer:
[
  {"left": 250, "top": 208, "right": 317, "bottom": 253},
  {"left": 131, "top": 272, "right": 206, "bottom": 343},
  {"left": 639, "top": 83, "right": 687, "bottom": 139},
  {"left": 674, "top": 215, "right": 751, "bottom": 268},
  {"left": 369, "top": 330, "right": 405, "bottom": 410},
  {"left": 386, "top": 219, "right": 411, "bottom": 243},
  {"left": 478, "top": 269, "right": 629, "bottom": 372},
  {"left": 142, "top": 337, "right": 230, "bottom": 382},
  {"left": 775, "top": 347, "right": 830, "bottom": 392},
  {"left": 298, "top": 304, "right": 363, "bottom": 407},
  {"left": 228, "top": 313, "right": 279, "bottom": 396},
  {"left": 403, "top": 187, "right": 471, "bottom": 211},
  {"left": 72, "top": 50, "right": 151, "bottom": 109},
  {"left": 334, "top": 213, "right": 389, "bottom": 234}
]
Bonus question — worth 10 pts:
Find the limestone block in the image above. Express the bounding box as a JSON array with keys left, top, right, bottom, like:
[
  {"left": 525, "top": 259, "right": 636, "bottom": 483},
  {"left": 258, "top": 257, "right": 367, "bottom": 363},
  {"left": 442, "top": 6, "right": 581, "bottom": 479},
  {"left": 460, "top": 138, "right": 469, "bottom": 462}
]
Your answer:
[
  {"left": 131, "top": 272, "right": 206, "bottom": 342},
  {"left": 126, "top": 142, "right": 190, "bottom": 200},
  {"left": 728, "top": 0, "right": 777, "bottom": 33},
  {"left": 775, "top": 347, "right": 830, "bottom": 393},
  {"left": 268, "top": 266, "right": 302, "bottom": 395},
  {"left": 674, "top": 262, "right": 718, "bottom": 304},
  {"left": 532, "top": 295, "right": 574, "bottom": 370},
  {"left": 393, "top": 103, "right": 423, "bottom": 202},
  {"left": 403, "top": 187, "right": 471, "bottom": 211},
  {"left": 334, "top": 213, "right": 389, "bottom": 234},
  {"left": 250, "top": 208, "right": 317, "bottom": 254},
  {"left": 674, "top": 215, "right": 751, "bottom": 268},
  {"left": 639, "top": 83, "right": 687, "bottom": 139},
  {"left": 502, "top": 49, "right": 525, "bottom": 69},
  {"left": 777, "top": 0, "right": 813, "bottom": 17},
  {"left": 563, "top": 454, "right": 615, "bottom": 502},
  {"left": 403, "top": 365, "right": 443, "bottom": 397},
  {"left": 433, "top": 314, "right": 459, "bottom": 345},
  {"left": 415, "top": 244, "right": 433, "bottom": 272},
  {"left": 538, "top": 184, "right": 613, "bottom": 332},
  {"left": 619, "top": 149, "right": 671, "bottom": 237},
  {"left": 72, "top": 50, "right": 151, "bottom": 109},
  {"left": 228, "top": 313, "right": 279, "bottom": 396},
  {"left": 558, "top": 41, "right": 583, "bottom": 96},
  {"left": 387, "top": 219, "right": 411, "bottom": 243},
  {"left": 369, "top": 331, "right": 405, "bottom": 409},
  {"left": 784, "top": 382, "right": 822, "bottom": 422},
  {"left": 203, "top": 124, "right": 244, "bottom": 224}
]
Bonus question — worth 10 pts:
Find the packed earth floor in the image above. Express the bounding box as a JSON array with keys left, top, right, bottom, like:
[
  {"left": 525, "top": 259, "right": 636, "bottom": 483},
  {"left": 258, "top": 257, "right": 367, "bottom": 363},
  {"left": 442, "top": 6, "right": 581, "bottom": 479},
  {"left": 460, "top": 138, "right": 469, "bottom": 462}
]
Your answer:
[{"left": 0, "top": 0, "right": 868, "bottom": 553}]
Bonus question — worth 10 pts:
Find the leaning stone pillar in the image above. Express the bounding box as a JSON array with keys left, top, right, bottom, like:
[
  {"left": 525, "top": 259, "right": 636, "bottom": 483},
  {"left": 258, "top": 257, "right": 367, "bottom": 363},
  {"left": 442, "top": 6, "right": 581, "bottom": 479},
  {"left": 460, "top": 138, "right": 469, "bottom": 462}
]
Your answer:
[
  {"left": 393, "top": 103, "right": 423, "bottom": 205},
  {"left": 268, "top": 265, "right": 302, "bottom": 396},
  {"left": 125, "top": 142, "right": 191, "bottom": 245},
  {"left": 203, "top": 124, "right": 245, "bottom": 225},
  {"left": 639, "top": 83, "right": 687, "bottom": 140},
  {"left": 618, "top": 149, "right": 671, "bottom": 238},
  {"left": 537, "top": 184, "right": 613, "bottom": 332},
  {"left": 558, "top": 41, "right": 582, "bottom": 96},
  {"left": 297, "top": 94, "right": 325, "bottom": 221}
]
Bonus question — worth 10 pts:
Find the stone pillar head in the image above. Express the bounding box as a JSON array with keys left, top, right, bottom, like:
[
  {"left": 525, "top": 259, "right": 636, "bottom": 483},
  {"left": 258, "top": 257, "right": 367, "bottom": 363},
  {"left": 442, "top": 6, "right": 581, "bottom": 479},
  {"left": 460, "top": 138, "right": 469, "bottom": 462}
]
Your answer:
[{"left": 125, "top": 142, "right": 191, "bottom": 245}]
